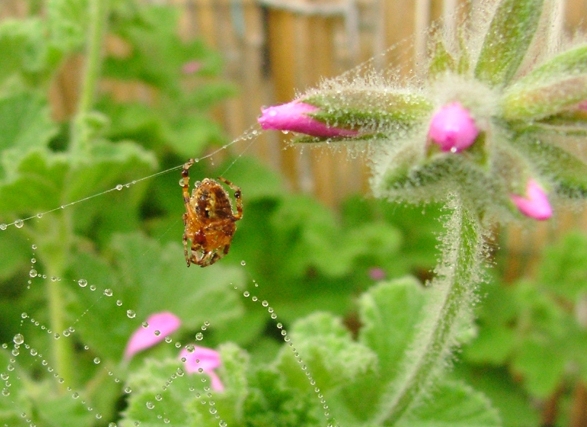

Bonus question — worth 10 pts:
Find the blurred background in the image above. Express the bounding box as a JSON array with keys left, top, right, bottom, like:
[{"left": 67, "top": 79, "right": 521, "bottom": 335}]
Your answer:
[{"left": 3, "top": 0, "right": 587, "bottom": 278}]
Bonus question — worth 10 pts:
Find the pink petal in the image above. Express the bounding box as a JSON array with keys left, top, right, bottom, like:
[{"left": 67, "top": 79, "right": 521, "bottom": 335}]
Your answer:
[
  {"left": 124, "top": 312, "right": 181, "bottom": 360},
  {"left": 179, "top": 346, "right": 224, "bottom": 391},
  {"left": 258, "top": 101, "right": 358, "bottom": 138},
  {"left": 511, "top": 179, "right": 552, "bottom": 221},
  {"left": 428, "top": 102, "right": 479, "bottom": 153}
]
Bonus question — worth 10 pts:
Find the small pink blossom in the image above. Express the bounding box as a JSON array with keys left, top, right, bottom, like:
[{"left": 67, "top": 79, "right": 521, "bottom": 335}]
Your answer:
[
  {"left": 124, "top": 312, "right": 181, "bottom": 360},
  {"left": 510, "top": 179, "right": 552, "bottom": 221},
  {"left": 179, "top": 346, "right": 224, "bottom": 391},
  {"left": 369, "top": 268, "right": 386, "bottom": 281},
  {"left": 428, "top": 102, "right": 479, "bottom": 153},
  {"left": 258, "top": 101, "right": 358, "bottom": 138},
  {"left": 182, "top": 60, "right": 202, "bottom": 74}
]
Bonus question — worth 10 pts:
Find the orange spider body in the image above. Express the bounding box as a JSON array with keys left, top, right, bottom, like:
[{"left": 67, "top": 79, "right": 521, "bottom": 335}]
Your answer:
[{"left": 181, "top": 162, "right": 243, "bottom": 267}]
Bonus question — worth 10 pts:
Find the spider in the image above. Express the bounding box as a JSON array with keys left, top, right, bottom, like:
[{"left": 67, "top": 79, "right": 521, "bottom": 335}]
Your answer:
[{"left": 181, "top": 160, "right": 243, "bottom": 267}]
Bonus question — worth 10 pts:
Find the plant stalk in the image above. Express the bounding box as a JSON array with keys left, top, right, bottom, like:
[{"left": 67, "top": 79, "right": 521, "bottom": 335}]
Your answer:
[
  {"left": 375, "top": 193, "right": 484, "bottom": 424},
  {"left": 72, "top": 0, "right": 108, "bottom": 152},
  {"left": 39, "top": 211, "right": 76, "bottom": 391}
]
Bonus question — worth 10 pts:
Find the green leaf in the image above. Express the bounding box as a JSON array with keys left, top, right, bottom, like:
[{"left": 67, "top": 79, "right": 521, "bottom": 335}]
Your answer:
[
  {"left": 185, "top": 343, "right": 250, "bottom": 427},
  {"left": 276, "top": 312, "right": 377, "bottom": 393},
  {"left": 396, "top": 380, "right": 501, "bottom": 427},
  {"left": 513, "top": 135, "right": 587, "bottom": 198},
  {"left": 538, "top": 232, "right": 587, "bottom": 300},
  {"left": 502, "top": 44, "right": 587, "bottom": 120},
  {"left": 512, "top": 337, "right": 565, "bottom": 398},
  {"left": 0, "top": 148, "right": 69, "bottom": 213},
  {"left": 47, "top": 0, "right": 89, "bottom": 53},
  {"left": 358, "top": 278, "right": 428, "bottom": 383},
  {"left": 475, "top": 0, "right": 544, "bottom": 86},
  {"left": 0, "top": 349, "right": 32, "bottom": 427},
  {"left": 0, "top": 19, "right": 48, "bottom": 84},
  {"left": 0, "top": 92, "right": 57, "bottom": 153},
  {"left": 122, "top": 358, "right": 209, "bottom": 426}
]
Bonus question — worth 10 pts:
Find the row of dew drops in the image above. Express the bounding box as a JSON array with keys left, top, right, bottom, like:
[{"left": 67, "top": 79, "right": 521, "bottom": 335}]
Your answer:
[{"left": 1, "top": 247, "right": 336, "bottom": 427}]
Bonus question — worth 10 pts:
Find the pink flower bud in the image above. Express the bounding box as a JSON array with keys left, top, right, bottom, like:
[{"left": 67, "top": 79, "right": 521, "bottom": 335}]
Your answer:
[
  {"left": 510, "top": 179, "right": 552, "bottom": 221},
  {"left": 428, "top": 102, "right": 479, "bottom": 153},
  {"left": 258, "top": 101, "right": 358, "bottom": 138},
  {"left": 179, "top": 346, "right": 224, "bottom": 391},
  {"left": 124, "top": 312, "right": 181, "bottom": 360}
]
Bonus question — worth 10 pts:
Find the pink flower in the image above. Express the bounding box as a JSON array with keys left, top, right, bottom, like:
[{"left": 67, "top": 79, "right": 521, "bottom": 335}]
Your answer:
[
  {"left": 428, "top": 102, "right": 479, "bottom": 153},
  {"left": 124, "top": 312, "right": 181, "bottom": 360},
  {"left": 369, "top": 268, "right": 386, "bottom": 281},
  {"left": 258, "top": 101, "right": 358, "bottom": 138},
  {"left": 179, "top": 346, "right": 224, "bottom": 391},
  {"left": 182, "top": 60, "right": 202, "bottom": 74},
  {"left": 510, "top": 179, "right": 552, "bottom": 221}
]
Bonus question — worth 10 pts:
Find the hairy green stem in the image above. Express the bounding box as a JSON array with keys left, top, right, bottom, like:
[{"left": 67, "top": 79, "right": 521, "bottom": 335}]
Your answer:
[
  {"left": 375, "top": 194, "right": 484, "bottom": 424},
  {"left": 72, "top": 0, "right": 108, "bottom": 151}
]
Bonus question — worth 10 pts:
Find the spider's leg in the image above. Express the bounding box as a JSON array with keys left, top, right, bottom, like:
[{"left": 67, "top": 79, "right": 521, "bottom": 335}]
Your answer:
[
  {"left": 217, "top": 177, "right": 243, "bottom": 220},
  {"left": 182, "top": 213, "right": 191, "bottom": 267}
]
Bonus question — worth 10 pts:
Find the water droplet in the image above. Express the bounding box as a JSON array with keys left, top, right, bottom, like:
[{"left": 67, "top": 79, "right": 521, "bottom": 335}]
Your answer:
[
  {"left": 89, "top": 285, "right": 96, "bottom": 291},
  {"left": 29, "top": 269, "right": 37, "bottom": 278},
  {"left": 146, "top": 401, "right": 155, "bottom": 410},
  {"left": 115, "top": 184, "right": 123, "bottom": 191},
  {"left": 36, "top": 212, "right": 43, "bottom": 219},
  {"left": 0, "top": 224, "right": 7, "bottom": 230},
  {"left": 54, "top": 332, "right": 61, "bottom": 340},
  {"left": 2, "top": 388, "right": 10, "bottom": 396},
  {"left": 14, "top": 219, "right": 24, "bottom": 228},
  {"left": 13, "top": 334, "right": 24, "bottom": 345},
  {"left": 262, "top": 300, "right": 269, "bottom": 307},
  {"left": 93, "top": 357, "right": 101, "bottom": 364},
  {"left": 124, "top": 386, "right": 132, "bottom": 394},
  {"left": 78, "top": 279, "right": 87, "bottom": 288},
  {"left": 126, "top": 310, "right": 136, "bottom": 319},
  {"left": 243, "top": 291, "right": 250, "bottom": 298},
  {"left": 31, "top": 244, "right": 37, "bottom": 250},
  {"left": 72, "top": 392, "right": 79, "bottom": 399},
  {"left": 195, "top": 332, "right": 204, "bottom": 341},
  {"left": 240, "top": 260, "right": 246, "bottom": 266},
  {"left": 154, "top": 330, "right": 161, "bottom": 336},
  {"left": 116, "top": 300, "right": 123, "bottom": 306},
  {"left": 155, "top": 394, "right": 163, "bottom": 401},
  {"left": 185, "top": 344, "right": 195, "bottom": 353}
]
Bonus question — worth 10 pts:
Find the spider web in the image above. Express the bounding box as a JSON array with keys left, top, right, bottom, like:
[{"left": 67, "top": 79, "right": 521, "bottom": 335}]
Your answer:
[{"left": 0, "top": 121, "right": 342, "bottom": 427}]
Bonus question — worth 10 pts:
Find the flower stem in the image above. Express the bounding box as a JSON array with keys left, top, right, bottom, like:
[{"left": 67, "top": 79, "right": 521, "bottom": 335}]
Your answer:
[
  {"left": 375, "top": 193, "right": 484, "bottom": 424},
  {"left": 71, "top": 0, "right": 108, "bottom": 152},
  {"left": 37, "top": 211, "right": 76, "bottom": 391}
]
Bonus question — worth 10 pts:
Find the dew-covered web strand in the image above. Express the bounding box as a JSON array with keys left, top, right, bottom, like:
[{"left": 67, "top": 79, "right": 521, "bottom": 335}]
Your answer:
[
  {"left": 0, "top": 125, "right": 261, "bottom": 231},
  {"left": 236, "top": 260, "right": 339, "bottom": 427}
]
